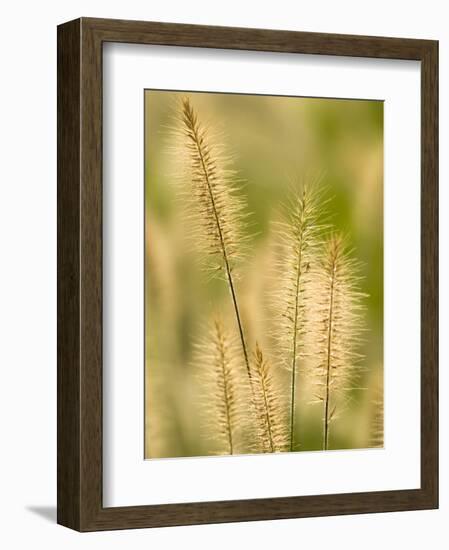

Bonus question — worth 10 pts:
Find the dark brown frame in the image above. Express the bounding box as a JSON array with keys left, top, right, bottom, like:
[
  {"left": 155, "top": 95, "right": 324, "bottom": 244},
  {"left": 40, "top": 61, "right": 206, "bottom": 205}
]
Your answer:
[{"left": 57, "top": 17, "right": 438, "bottom": 532}]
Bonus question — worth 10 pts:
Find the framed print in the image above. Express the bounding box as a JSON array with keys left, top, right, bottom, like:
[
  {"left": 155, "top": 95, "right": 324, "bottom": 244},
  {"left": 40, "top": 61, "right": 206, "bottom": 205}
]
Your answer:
[{"left": 57, "top": 17, "right": 438, "bottom": 531}]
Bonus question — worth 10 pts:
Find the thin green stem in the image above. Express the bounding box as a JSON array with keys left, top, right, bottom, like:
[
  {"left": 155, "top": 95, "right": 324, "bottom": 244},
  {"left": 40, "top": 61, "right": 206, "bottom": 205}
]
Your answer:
[
  {"left": 289, "top": 190, "right": 307, "bottom": 452},
  {"left": 289, "top": 244, "right": 302, "bottom": 452},
  {"left": 323, "top": 262, "right": 336, "bottom": 451}
]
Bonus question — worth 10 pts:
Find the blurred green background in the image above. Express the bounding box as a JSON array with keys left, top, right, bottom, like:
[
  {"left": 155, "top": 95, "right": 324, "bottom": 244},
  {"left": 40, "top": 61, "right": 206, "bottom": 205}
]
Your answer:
[{"left": 145, "top": 90, "right": 383, "bottom": 458}]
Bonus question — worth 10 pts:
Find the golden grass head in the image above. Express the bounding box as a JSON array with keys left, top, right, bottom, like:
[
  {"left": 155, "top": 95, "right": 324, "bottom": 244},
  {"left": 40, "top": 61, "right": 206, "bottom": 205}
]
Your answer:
[
  {"left": 271, "top": 179, "right": 328, "bottom": 371},
  {"left": 250, "top": 343, "right": 289, "bottom": 453},
  {"left": 170, "top": 96, "right": 250, "bottom": 279},
  {"left": 194, "top": 318, "right": 254, "bottom": 455},
  {"left": 309, "top": 233, "right": 367, "bottom": 447}
]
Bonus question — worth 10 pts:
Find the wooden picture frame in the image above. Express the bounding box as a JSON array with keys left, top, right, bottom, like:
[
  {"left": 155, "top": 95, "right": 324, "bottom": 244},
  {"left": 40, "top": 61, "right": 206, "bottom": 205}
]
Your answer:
[{"left": 57, "top": 17, "right": 438, "bottom": 531}]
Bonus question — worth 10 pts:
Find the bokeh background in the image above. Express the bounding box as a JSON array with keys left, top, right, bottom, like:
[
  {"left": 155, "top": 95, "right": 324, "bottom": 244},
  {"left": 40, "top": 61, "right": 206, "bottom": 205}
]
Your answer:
[{"left": 145, "top": 90, "right": 383, "bottom": 458}]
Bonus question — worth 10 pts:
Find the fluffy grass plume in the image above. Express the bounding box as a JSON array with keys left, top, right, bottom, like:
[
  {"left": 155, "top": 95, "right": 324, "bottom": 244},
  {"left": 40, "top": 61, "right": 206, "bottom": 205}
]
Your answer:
[
  {"left": 272, "top": 181, "right": 326, "bottom": 451},
  {"left": 250, "top": 344, "right": 289, "bottom": 453},
  {"left": 173, "top": 97, "right": 251, "bottom": 380},
  {"left": 195, "top": 319, "right": 253, "bottom": 455},
  {"left": 311, "top": 234, "right": 366, "bottom": 450}
]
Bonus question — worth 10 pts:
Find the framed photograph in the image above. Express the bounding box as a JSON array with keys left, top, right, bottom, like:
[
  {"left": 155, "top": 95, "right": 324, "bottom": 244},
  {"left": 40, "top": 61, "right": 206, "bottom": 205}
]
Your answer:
[{"left": 57, "top": 17, "right": 438, "bottom": 531}]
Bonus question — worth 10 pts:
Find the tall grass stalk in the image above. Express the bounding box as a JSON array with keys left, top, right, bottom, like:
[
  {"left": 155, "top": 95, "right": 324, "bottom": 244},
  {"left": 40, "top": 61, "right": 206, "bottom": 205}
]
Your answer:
[
  {"left": 174, "top": 98, "right": 252, "bottom": 383},
  {"left": 311, "top": 234, "right": 366, "bottom": 450},
  {"left": 273, "top": 183, "right": 325, "bottom": 451},
  {"left": 196, "top": 319, "right": 252, "bottom": 455}
]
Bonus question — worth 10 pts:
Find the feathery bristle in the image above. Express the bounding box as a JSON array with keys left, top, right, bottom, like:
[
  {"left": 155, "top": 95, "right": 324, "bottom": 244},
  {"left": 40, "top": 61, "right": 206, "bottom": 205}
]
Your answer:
[
  {"left": 250, "top": 343, "right": 289, "bottom": 453},
  {"left": 271, "top": 181, "right": 327, "bottom": 451},
  {"left": 310, "top": 234, "right": 366, "bottom": 450},
  {"left": 195, "top": 319, "right": 253, "bottom": 455}
]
